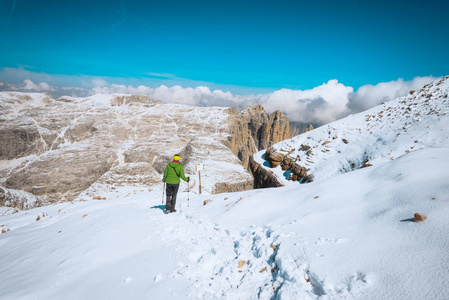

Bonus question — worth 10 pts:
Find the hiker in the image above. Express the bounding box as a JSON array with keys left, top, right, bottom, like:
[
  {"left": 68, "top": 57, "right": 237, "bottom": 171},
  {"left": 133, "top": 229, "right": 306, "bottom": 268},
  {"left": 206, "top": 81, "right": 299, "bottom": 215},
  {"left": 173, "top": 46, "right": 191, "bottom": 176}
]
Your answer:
[{"left": 162, "top": 154, "right": 189, "bottom": 213}]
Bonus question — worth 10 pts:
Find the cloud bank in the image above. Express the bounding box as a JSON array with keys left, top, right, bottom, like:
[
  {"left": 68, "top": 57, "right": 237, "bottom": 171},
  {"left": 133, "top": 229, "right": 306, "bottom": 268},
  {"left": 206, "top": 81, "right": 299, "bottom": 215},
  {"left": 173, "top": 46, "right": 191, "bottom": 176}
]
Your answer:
[
  {"left": 346, "top": 76, "right": 437, "bottom": 113},
  {"left": 88, "top": 76, "right": 439, "bottom": 124},
  {"left": 0, "top": 68, "right": 439, "bottom": 126}
]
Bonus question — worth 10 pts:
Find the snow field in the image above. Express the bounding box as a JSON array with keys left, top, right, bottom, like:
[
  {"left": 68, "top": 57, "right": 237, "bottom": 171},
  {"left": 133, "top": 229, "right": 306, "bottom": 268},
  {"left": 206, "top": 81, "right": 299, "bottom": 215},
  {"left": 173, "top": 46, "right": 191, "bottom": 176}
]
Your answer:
[{"left": 1, "top": 148, "right": 448, "bottom": 299}]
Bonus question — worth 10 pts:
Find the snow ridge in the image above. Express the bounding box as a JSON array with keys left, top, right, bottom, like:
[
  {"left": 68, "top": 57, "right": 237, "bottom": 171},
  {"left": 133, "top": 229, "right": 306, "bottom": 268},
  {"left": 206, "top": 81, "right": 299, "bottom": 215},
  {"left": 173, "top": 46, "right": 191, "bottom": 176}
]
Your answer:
[{"left": 256, "top": 76, "right": 449, "bottom": 184}]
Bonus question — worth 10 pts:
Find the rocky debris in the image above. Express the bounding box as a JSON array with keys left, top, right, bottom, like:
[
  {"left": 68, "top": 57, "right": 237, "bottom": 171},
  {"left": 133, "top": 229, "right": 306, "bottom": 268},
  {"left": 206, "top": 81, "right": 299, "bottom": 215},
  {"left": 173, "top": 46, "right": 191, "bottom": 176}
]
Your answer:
[
  {"left": 414, "top": 213, "right": 427, "bottom": 222},
  {"left": 36, "top": 212, "right": 48, "bottom": 221},
  {"left": 0, "top": 186, "right": 48, "bottom": 210},
  {"left": 361, "top": 159, "right": 373, "bottom": 168},
  {"left": 299, "top": 144, "right": 311, "bottom": 151},
  {"left": 238, "top": 260, "right": 246, "bottom": 268},
  {"left": 203, "top": 199, "right": 212, "bottom": 206},
  {"left": 1, "top": 227, "right": 11, "bottom": 234}
]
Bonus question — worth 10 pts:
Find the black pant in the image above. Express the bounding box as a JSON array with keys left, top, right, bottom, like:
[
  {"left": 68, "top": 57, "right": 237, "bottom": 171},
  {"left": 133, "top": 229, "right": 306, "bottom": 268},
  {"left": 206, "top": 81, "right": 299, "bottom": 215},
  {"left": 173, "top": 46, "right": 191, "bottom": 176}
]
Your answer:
[{"left": 165, "top": 183, "right": 179, "bottom": 211}]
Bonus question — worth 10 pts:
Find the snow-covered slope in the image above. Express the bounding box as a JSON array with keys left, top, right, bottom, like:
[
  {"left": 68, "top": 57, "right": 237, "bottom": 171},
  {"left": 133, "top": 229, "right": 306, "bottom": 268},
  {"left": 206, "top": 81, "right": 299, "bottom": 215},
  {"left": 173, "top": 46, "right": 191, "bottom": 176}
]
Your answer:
[
  {"left": 1, "top": 77, "right": 448, "bottom": 299},
  {"left": 0, "top": 147, "right": 448, "bottom": 299},
  {"left": 255, "top": 76, "right": 449, "bottom": 184}
]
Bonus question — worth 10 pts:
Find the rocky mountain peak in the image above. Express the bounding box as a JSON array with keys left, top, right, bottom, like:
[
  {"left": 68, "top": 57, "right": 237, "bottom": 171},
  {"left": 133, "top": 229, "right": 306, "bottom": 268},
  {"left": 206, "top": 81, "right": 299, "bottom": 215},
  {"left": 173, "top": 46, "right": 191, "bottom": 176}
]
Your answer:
[{"left": 226, "top": 105, "right": 290, "bottom": 169}]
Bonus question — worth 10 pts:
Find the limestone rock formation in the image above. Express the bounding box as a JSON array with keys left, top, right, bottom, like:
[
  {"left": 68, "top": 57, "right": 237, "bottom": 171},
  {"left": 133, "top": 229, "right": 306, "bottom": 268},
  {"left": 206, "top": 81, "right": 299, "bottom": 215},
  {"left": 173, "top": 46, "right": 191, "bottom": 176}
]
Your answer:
[
  {"left": 0, "top": 92, "right": 291, "bottom": 208},
  {"left": 265, "top": 147, "right": 285, "bottom": 168},
  {"left": 227, "top": 104, "right": 290, "bottom": 169}
]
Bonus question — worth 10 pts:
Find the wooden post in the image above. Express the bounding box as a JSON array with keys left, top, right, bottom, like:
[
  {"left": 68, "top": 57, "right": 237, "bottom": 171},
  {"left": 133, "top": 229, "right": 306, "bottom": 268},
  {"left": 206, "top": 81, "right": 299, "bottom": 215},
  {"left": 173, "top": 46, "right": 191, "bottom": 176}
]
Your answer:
[
  {"left": 195, "top": 163, "right": 205, "bottom": 195},
  {"left": 198, "top": 170, "right": 202, "bottom": 194}
]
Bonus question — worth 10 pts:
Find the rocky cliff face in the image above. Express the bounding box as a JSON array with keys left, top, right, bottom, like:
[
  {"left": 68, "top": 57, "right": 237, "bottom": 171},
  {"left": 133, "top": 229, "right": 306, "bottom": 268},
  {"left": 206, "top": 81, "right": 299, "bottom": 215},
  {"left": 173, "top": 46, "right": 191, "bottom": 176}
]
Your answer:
[
  {"left": 226, "top": 104, "right": 290, "bottom": 169},
  {"left": 0, "top": 92, "right": 290, "bottom": 208},
  {"left": 0, "top": 186, "right": 48, "bottom": 212}
]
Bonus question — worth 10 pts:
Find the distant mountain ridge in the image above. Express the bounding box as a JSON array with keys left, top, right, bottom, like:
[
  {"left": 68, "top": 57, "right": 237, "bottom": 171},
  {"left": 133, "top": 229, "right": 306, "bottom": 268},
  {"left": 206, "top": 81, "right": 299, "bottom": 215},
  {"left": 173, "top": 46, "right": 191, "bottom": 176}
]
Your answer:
[{"left": 0, "top": 93, "right": 289, "bottom": 210}]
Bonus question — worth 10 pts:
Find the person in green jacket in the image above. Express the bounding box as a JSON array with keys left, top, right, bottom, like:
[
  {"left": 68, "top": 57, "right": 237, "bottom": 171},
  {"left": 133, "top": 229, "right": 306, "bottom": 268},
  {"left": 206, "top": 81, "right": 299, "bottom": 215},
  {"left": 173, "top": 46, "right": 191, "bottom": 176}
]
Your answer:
[{"left": 162, "top": 154, "right": 189, "bottom": 213}]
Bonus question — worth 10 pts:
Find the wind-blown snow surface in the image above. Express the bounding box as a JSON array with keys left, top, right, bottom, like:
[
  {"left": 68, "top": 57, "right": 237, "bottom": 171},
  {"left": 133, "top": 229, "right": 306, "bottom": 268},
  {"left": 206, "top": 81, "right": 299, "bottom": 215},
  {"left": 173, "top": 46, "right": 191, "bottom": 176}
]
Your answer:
[{"left": 1, "top": 148, "right": 448, "bottom": 299}]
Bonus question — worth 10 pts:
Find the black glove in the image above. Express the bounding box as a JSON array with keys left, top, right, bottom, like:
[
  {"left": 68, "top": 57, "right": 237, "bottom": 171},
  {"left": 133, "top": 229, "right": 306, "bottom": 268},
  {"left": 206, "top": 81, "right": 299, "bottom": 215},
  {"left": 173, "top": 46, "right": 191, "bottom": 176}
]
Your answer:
[{"left": 187, "top": 176, "right": 190, "bottom": 182}]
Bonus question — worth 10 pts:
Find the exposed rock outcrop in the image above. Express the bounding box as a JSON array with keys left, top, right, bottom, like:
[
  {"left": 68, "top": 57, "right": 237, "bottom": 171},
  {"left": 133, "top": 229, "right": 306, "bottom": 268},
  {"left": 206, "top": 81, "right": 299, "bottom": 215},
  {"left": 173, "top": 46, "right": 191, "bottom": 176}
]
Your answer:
[
  {"left": 4, "top": 149, "right": 117, "bottom": 203},
  {"left": 303, "top": 124, "right": 314, "bottom": 133},
  {"left": 0, "top": 186, "right": 48, "bottom": 210},
  {"left": 0, "top": 126, "right": 48, "bottom": 159},
  {"left": 249, "top": 156, "right": 283, "bottom": 188},
  {"left": 212, "top": 180, "right": 254, "bottom": 194},
  {"left": 262, "top": 146, "right": 314, "bottom": 183}
]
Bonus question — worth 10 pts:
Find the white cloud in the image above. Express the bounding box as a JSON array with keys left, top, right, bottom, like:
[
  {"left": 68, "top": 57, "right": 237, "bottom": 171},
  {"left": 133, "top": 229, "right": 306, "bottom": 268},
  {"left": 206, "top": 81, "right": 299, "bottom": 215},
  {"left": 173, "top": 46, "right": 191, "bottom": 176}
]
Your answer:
[
  {"left": 23, "top": 79, "right": 54, "bottom": 91},
  {"left": 91, "top": 78, "right": 108, "bottom": 88},
  {"left": 92, "top": 83, "right": 250, "bottom": 108},
  {"left": 255, "top": 80, "right": 353, "bottom": 124},
  {"left": 346, "top": 76, "right": 438, "bottom": 114}
]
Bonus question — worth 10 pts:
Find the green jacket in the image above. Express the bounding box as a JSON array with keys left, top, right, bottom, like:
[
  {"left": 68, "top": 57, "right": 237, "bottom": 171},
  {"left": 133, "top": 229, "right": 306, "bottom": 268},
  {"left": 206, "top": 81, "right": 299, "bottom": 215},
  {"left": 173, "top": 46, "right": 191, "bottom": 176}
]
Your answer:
[{"left": 163, "top": 161, "right": 188, "bottom": 184}]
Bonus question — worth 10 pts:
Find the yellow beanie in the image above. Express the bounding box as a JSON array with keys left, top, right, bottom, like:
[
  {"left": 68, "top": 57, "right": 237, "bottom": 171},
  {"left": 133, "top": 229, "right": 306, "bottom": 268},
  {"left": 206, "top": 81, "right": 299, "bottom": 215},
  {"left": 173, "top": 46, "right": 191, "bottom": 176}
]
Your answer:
[{"left": 173, "top": 155, "right": 180, "bottom": 161}]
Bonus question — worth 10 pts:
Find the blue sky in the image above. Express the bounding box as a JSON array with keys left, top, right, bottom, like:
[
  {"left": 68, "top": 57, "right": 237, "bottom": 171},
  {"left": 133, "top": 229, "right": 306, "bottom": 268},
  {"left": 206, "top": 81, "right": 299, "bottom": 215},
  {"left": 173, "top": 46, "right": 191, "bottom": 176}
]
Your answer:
[{"left": 0, "top": 0, "right": 448, "bottom": 93}]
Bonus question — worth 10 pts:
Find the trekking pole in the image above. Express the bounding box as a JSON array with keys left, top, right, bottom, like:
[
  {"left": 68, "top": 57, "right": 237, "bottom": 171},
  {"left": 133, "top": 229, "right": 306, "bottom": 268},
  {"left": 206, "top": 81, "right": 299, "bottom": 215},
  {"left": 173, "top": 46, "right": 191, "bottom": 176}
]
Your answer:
[
  {"left": 188, "top": 179, "right": 190, "bottom": 208},
  {"left": 162, "top": 182, "right": 165, "bottom": 206}
]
